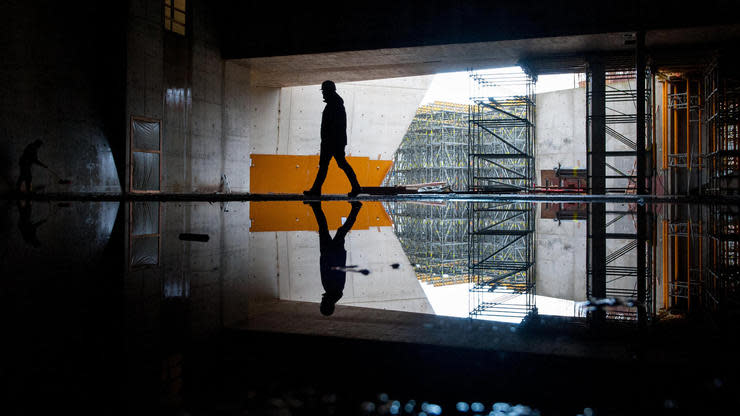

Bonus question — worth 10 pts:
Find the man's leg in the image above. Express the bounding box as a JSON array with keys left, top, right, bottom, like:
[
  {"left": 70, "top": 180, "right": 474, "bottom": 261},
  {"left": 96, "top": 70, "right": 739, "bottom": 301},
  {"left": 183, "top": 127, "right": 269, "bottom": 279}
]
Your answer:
[
  {"left": 333, "top": 148, "right": 361, "bottom": 193},
  {"left": 307, "top": 201, "right": 332, "bottom": 247},
  {"left": 307, "top": 147, "right": 332, "bottom": 194}
]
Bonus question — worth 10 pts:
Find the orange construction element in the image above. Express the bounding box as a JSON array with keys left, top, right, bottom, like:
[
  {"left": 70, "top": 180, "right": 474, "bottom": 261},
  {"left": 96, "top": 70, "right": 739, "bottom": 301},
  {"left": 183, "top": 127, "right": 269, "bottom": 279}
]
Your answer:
[
  {"left": 250, "top": 201, "right": 392, "bottom": 232},
  {"left": 250, "top": 154, "right": 392, "bottom": 194}
]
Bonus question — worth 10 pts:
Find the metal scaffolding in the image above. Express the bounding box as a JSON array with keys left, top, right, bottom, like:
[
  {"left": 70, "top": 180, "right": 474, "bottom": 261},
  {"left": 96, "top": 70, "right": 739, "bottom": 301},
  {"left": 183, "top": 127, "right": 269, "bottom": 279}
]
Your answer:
[
  {"left": 384, "top": 201, "right": 469, "bottom": 286},
  {"left": 703, "top": 55, "right": 740, "bottom": 195},
  {"left": 468, "top": 69, "right": 536, "bottom": 192},
  {"left": 385, "top": 101, "right": 469, "bottom": 190},
  {"left": 468, "top": 202, "right": 536, "bottom": 320},
  {"left": 586, "top": 66, "right": 652, "bottom": 194}
]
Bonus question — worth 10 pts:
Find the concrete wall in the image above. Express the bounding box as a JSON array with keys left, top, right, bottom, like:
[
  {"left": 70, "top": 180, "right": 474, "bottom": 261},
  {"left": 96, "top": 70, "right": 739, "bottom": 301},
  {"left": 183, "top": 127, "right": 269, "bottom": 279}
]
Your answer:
[
  {"left": 265, "top": 77, "right": 432, "bottom": 158},
  {"left": 536, "top": 87, "right": 587, "bottom": 180},
  {"left": 126, "top": 0, "right": 260, "bottom": 193},
  {"left": 535, "top": 82, "right": 640, "bottom": 189},
  {"left": 1, "top": 1, "right": 125, "bottom": 194},
  {"left": 535, "top": 213, "right": 588, "bottom": 302}
]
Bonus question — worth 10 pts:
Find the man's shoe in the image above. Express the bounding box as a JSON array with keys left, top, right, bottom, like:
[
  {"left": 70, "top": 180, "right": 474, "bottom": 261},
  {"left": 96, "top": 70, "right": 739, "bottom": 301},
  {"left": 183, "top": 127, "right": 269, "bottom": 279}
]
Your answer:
[
  {"left": 347, "top": 187, "right": 362, "bottom": 198},
  {"left": 303, "top": 189, "right": 320, "bottom": 197}
]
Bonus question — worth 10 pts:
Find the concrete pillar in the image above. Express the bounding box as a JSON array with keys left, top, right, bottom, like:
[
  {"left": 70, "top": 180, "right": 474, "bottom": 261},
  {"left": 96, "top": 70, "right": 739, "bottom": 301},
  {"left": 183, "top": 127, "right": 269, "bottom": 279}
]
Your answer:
[
  {"left": 590, "top": 202, "right": 607, "bottom": 322},
  {"left": 590, "top": 59, "right": 606, "bottom": 195},
  {"left": 636, "top": 31, "right": 647, "bottom": 195}
]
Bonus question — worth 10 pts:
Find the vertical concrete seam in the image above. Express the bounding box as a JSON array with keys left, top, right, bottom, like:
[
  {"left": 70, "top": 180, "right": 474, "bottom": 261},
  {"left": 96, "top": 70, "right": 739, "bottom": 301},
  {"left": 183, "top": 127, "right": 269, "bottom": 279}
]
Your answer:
[
  {"left": 220, "top": 60, "right": 226, "bottom": 185},
  {"left": 276, "top": 87, "right": 281, "bottom": 154}
]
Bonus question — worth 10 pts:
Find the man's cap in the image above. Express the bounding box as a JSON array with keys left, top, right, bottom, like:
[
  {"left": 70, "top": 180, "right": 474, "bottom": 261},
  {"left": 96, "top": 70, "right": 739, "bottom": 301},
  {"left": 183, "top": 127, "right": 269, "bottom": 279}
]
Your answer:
[{"left": 320, "top": 80, "right": 336, "bottom": 92}]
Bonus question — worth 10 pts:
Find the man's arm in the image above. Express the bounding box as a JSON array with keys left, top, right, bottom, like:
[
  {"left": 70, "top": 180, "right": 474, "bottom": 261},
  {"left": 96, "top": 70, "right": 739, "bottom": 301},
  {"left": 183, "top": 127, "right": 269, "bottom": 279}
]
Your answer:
[{"left": 33, "top": 158, "right": 48, "bottom": 168}]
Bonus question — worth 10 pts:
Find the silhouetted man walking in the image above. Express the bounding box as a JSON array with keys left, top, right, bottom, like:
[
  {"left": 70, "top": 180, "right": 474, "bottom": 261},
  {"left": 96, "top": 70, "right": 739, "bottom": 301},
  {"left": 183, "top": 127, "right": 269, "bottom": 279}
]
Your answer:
[
  {"left": 304, "top": 80, "right": 362, "bottom": 197},
  {"left": 16, "top": 140, "right": 47, "bottom": 193},
  {"left": 306, "top": 200, "right": 362, "bottom": 316}
]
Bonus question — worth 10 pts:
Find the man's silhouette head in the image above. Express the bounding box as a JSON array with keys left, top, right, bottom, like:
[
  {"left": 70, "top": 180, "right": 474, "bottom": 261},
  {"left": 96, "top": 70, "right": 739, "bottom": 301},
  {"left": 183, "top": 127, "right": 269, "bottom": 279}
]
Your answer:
[
  {"left": 320, "top": 291, "right": 342, "bottom": 316},
  {"left": 320, "top": 298, "right": 335, "bottom": 316},
  {"left": 321, "top": 80, "right": 337, "bottom": 102}
]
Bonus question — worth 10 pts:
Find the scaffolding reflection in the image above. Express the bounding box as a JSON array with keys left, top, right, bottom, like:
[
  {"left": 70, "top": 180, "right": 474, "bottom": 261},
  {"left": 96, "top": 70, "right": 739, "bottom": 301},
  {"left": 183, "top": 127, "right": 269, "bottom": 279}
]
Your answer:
[
  {"left": 662, "top": 203, "right": 740, "bottom": 321},
  {"left": 384, "top": 201, "right": 468, "bottom": 286},
  {"left": 587, "top": 202, "right": 653, "bottom": 324},
  {"left": 468, "top": 202, "right": 536, "bottom": 320}
]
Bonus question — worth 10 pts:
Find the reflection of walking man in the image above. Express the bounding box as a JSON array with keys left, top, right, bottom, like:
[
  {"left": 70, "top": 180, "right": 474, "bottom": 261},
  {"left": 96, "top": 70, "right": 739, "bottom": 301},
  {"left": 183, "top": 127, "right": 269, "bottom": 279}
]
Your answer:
[
  {"left": 304, "top": 81, "right": 362, "bottom": 197},
  {"left": 306, "top": 201, "right": 362, "bottom": 316},
  {"left": 17, "top": 200, "right": 45, "bottom": 247},
  {"left": 16, "top": 140, "right": 47, "bottom": 193}
]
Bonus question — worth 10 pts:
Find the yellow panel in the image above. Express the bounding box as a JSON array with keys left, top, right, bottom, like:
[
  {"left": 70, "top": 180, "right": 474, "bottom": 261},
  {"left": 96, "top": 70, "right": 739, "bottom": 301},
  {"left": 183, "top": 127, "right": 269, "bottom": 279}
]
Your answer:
[
  {"left": 250, "top": 154, "right": 392, "bottom": 194},
  {"left": 250, "top": 201, "right": 392, "bottom": 232},
  {"left": 173, "top": 23, "right": 185, "bottom": 35},
  {"left": 174, "top": 0, "right": 186, "bottom": 11},
  {"left": 174, "top": 10, "right": 185, "bottom": 24},
  {"left": 164, "top": 17, "right": 171, "bottom": 30},
  {"left": 165, "top": 0, "right": 171, "bottom": 6}
]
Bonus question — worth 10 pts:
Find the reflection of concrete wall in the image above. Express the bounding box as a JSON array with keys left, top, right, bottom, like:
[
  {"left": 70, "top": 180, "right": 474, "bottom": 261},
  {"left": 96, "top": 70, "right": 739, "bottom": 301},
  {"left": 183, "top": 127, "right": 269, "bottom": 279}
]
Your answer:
[
  {"left": 125, "top": 201, "right": 252, "bottom": 340},
  {"left": 249, "top": 227, "right": 433, "bottom": 314},
  {"left": 535, "top": 212, "right": 587, "bottom": 302}
]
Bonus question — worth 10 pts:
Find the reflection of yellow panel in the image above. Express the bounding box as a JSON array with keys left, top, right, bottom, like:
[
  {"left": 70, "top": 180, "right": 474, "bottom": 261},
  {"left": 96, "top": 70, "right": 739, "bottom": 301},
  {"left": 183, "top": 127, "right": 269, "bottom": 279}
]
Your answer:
[
  {"left": 250, "top": 201, "right": 392, "bottom": 232},
  {"left": 250, "top": 154, "right": 392, "bottom": 194}
]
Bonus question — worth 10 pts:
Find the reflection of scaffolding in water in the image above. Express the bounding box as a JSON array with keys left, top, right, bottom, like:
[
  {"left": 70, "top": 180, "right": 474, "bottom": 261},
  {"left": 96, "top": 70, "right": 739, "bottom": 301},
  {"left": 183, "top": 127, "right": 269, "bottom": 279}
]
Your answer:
[
  {"left": 665, "top": 205, "right": 740, "bottom": 317},
  {"left": 468, "top": 202, "right": 536, "bottom": 320},
  {"left": 705, "top": 206, "right": 740, "bottom": 314},
  {"left": 384, "top": 201, "right": 469, "bottom": 286},
  {"left": 587, "top": 204, "right": 653, "bottom": 323},
  {"left": 468, "top": 70, "right": 536, "bottom": 192},
  {"left": 586, "top": 68, "right": 652, "bottom": 193},
  {"left": 385, "top": 101, "right": 469, "bottom": 190}
]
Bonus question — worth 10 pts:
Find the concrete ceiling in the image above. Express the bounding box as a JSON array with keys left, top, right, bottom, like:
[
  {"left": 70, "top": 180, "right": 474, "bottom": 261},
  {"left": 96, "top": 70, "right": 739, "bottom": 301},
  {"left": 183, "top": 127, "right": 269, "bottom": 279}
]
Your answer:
[{"left": 234, "top": 24, "right": 740, "bottom": 87}]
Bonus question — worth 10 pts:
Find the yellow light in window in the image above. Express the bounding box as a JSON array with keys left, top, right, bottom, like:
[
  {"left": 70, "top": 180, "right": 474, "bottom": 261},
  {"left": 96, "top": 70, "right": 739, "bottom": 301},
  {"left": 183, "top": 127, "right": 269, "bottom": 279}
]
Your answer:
[
  {"left": 174, "top": 0, "right": 185, "bottom": 12},
  {"left": 174, "top": 10, "right": 185, "bottom": 24}
]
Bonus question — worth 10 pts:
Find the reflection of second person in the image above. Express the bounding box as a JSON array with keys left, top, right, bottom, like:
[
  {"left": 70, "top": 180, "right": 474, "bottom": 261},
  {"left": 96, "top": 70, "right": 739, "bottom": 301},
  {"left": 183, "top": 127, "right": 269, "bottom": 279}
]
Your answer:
[{"left": 306, "top": 200, "right": 362, "bottom": 316}]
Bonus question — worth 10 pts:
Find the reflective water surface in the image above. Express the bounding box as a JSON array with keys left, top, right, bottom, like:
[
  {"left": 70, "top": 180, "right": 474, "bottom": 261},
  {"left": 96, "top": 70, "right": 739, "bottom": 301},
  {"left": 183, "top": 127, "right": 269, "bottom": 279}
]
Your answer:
[{"left": 2, "top": 198, "right": 739, "bottom": 414}]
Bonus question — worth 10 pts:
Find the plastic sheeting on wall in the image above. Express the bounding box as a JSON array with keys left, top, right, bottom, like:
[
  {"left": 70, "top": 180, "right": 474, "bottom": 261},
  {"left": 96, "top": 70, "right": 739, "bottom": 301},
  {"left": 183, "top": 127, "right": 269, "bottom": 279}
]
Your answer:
[
  {"left": 132, "top": 120, "right": 161, "bottom": 151},
  {"left": 132, "top": 152, "right": 160, "bottom": 191},
  {"left": 132, "top": 202, "right": 159, "bottom": 236},
  {"left": 130, "top": 236, "right": 158, "bottom": 266}
]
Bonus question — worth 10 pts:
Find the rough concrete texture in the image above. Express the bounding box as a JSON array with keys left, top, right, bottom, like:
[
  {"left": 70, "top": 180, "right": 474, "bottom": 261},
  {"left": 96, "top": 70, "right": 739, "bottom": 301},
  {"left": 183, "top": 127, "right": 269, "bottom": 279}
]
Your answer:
[
  {"left": 536, "top": 81, "right": 642, "bottom": 189},
  {"left": 1, "top": 1, "right": 124, "bottom": 194},
  {"left": 536, "top": 87, "right": 587, "bottom": 179},
  {"left": 268, "top": 77, "right": 433, "bottom": 160},
  {"left": 240, "top": 300, "right": 639, "bottom": 362},
  {"left": 249, "top": 226, "right": 434, "bottom": 314},
  {"left": 127, "top": 0, "right": 256, "bottom": 194}
]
